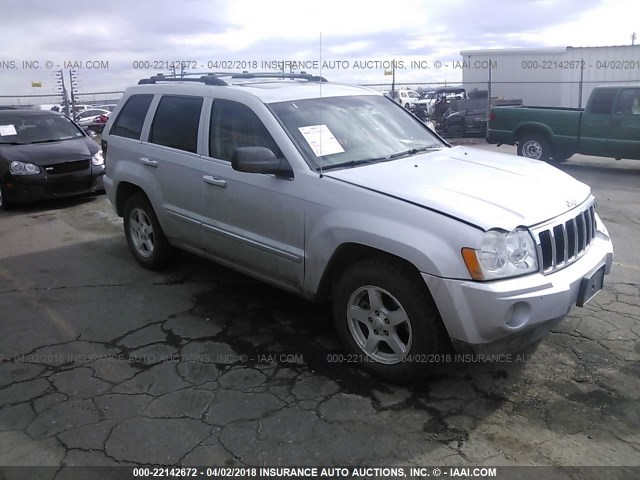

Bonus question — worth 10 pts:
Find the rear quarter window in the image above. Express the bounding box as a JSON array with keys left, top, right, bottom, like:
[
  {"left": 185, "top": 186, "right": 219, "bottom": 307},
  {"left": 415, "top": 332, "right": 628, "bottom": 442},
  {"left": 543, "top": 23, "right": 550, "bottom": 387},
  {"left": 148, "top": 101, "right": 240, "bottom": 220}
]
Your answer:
[{"left": 110, "top": 94, "right": 153, "bottom": 139}]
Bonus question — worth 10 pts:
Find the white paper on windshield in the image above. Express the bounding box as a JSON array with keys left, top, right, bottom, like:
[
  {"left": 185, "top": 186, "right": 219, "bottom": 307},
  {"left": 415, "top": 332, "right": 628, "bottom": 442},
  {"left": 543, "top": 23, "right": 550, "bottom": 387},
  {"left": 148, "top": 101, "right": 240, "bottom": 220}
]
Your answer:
[
  {"left": 0, "top": 125, "right": 17, "bottom": 136},
  {"left": 298, "top": 124, "right": 345, "bottom": 157}
]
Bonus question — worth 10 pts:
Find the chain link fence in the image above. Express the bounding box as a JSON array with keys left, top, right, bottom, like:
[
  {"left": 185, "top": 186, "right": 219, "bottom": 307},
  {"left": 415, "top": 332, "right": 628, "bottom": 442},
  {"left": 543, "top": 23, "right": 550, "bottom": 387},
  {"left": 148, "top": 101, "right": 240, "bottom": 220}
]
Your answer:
[{"left": 0, "top": 91, "right": 124, "bottom": 110}]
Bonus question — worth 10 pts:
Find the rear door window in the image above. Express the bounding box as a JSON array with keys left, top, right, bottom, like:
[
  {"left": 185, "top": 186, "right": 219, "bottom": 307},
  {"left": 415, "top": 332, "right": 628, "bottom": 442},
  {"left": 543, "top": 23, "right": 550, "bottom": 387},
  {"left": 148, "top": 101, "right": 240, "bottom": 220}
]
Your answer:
[
  {"left": 150, "top": 96, "right": 203, "bottom": 153},
  {"left": 110, "top": 94, "right": 153, "bottom": 139}
]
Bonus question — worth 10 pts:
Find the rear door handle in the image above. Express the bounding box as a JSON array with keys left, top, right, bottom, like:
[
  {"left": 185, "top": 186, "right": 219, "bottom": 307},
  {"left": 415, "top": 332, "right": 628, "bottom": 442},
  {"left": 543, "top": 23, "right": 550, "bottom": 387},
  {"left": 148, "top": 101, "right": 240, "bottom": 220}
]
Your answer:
[
  {"left": 203, "top": 175, "right": 226, "bottom": 188},
  {"left": 140, "top": 157, "right": 157, "bottom": 167}
]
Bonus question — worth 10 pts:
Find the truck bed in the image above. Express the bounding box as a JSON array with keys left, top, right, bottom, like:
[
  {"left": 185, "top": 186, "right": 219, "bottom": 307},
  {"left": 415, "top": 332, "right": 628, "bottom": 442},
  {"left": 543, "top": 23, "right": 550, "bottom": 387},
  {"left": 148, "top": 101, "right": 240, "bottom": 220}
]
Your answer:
[{"left": 487, "top": 105, "right": 583, "bottom": 152}]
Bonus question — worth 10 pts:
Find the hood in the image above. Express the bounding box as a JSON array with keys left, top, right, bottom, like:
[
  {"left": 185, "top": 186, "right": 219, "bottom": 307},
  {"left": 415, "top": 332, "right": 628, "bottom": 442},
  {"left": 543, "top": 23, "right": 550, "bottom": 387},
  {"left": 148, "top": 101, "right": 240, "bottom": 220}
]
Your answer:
[
  {"left": 325, "top": 146, "right": 591, "bottom": 231},
  {"left": 0, "top": 137, "right": 98, "bottom": 166}
]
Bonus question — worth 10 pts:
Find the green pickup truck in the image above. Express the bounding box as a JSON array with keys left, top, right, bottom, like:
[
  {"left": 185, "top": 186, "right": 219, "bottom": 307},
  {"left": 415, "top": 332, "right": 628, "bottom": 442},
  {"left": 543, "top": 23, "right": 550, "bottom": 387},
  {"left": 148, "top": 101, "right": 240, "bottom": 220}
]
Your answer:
[{"left": 487, "top": 84, "right": 640, "bottom": 162}]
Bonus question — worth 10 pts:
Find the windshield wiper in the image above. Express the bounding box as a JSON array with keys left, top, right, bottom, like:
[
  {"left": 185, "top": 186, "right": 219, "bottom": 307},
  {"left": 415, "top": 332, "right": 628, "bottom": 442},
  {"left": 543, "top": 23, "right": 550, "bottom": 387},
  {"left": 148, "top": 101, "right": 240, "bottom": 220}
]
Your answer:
[
  {"left": 389, "top": 146, "right": 441, "bottom": 159},
  {"left": 30, "top": 138, "right": 64, "bottom": 144},
  {"left": 0, "top": 141, "right": 27, "bottom": 145},
  {"left": 316, "top": 157, "right": 387, "bottom": 172}
]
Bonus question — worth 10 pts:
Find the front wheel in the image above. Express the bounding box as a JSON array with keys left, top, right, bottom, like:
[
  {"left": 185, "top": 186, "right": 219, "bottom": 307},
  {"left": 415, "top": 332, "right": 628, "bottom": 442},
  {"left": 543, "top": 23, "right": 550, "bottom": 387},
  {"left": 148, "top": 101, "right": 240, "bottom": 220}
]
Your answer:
[
  {"left": 332, "top": 258, "right": 451, "bottom": 383},
  {"left": 517, "top": 134, "right": 551, "bottom": 161},
  {"left": 123, "top": 193, "right": 172, "bottom": 269}
]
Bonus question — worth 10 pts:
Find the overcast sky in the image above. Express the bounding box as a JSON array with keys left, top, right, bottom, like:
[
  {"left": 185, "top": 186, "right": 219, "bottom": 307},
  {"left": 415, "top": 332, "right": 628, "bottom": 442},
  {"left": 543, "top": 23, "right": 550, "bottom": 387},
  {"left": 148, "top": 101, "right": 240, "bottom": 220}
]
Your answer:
[{"left": 0, "top": 0, "right": 638, "bottom": 102}]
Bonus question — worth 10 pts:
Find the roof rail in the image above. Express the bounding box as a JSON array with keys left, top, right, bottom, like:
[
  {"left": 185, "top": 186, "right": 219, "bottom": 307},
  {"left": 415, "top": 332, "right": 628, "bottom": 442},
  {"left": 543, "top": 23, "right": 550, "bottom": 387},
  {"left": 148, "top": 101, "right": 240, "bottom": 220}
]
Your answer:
[
  {"left": 137, "top": 71, "right": 328, "bottom": 86},
  {"left": 229, "top": 72, "right": 328, "bottom": 82},
  {"left": 138, "top": 74, "right": 227, "bottom": 86}
]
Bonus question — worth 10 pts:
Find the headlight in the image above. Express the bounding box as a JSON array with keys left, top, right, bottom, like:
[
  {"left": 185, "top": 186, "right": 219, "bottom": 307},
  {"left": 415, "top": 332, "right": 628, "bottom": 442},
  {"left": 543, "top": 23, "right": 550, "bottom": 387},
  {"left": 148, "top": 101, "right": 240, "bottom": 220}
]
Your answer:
[
  {"left": 92, "top": 150, "right": 104, "bottom": 166},
  {"left": 462, "top": 228, "right": 538, "bottom": 280},
  {"left": 10, "top": 161, "right": 41, "bottom": 176}
]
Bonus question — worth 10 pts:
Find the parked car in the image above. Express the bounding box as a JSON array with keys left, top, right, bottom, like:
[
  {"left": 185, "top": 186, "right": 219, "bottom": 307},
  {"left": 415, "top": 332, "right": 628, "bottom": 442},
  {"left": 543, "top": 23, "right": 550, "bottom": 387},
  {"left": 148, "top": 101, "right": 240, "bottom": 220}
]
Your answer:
[
  {"left": 393, "top": 89, "right": 420, "bottom": 109},
  {"left": 438, "top": 99, "right": 488, "bottom": 137},
  {"left": 417, "top": 87, "right": 467, "bottom": 115},
  {"left": 0, "top": 110, "right": 105, "bottom": 208},
  {"left": 96, "top": 104, "right": 118, "bottom": 112},
  {"left": 86, "top": 113, "right": 111, "bottom": 134},
  {"left": 75, "top": 108, "right": 111, "bottom": 126},
  {"left": 487, "top": 84, "right": 640, "bottom": 161},
  {"left": 102, "top": 73, "right": 613, "bottom": 383}
]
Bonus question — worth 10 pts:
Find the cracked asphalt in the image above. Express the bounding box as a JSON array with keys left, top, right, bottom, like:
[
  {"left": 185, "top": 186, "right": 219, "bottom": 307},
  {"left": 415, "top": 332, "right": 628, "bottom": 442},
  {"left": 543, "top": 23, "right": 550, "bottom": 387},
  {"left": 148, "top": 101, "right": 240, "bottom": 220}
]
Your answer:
[{"left": 0, "top": 144, "right": 638, "bottom": 470}]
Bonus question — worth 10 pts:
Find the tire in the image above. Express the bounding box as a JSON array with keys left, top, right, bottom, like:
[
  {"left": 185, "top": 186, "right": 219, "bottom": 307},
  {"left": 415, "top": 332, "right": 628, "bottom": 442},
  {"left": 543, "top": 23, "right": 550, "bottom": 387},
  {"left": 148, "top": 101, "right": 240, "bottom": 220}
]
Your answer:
[
  {"left": 0, "top": 183, "right": 11, "bottom": 211},
  {"left": 405, "top": 103, "right": 411, "bottom": 109},
  {"left": 552, "top": 152, "right": 573, "bottom": 163},
  {"left": 123, "top": 193, "right": 172, "bottom": 270},
  {"left": 332, "top": 258, "right": 451, "bottom": 383},
  {"left": 517, "top": 134, "right": 551, "bottom": 161}
]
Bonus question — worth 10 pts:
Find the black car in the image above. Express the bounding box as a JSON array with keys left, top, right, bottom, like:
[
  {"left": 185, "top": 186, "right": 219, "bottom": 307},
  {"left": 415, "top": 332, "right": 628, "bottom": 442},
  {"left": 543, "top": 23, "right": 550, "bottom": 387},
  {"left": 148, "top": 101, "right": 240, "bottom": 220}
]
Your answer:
[
  {"left": 438, "top": 99, "right": 489, "bottom": 138},
  {"left": 0, "top": 110, "right": 105, "bottom": 209}
]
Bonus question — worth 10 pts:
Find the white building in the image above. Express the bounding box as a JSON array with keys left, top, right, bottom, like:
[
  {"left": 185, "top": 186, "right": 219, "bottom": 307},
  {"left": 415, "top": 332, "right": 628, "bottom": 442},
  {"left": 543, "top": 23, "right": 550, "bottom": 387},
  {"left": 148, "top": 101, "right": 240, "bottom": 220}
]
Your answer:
[{"left": 460, "top": 45, "right": 640, "bottom": 108}]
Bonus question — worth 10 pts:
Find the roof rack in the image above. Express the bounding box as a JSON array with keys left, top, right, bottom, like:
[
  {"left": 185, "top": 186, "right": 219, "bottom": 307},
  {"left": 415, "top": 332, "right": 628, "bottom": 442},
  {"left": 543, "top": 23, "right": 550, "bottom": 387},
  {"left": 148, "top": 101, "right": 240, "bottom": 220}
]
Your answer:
[
  {"left": 229, "top": 72, "right": 328, "bottom": 82},
  {"left": 138, "top": 74, "right": 227, "bottom": 86},
  {"left": 137, "top": 71, "right": 328, "bottom": 86}
]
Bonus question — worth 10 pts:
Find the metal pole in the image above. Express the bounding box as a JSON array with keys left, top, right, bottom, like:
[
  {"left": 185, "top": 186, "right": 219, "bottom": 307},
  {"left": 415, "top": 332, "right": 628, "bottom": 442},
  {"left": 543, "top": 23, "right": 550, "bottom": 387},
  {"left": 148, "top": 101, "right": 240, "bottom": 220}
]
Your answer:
[
  {"left": 486, "top": 60, "right": 492, "bottom": 138},
  {"left": 391, "top": 60, "right": 395, "bottom": 101},
  {"left": 578, "top": 60, "right": 585, "bottom": 109},
  {"left": 68, "top": 70, "right": 76, "bottom": 116},
  {"left": 59, "top": 70, "right": 70, "bottom": 117}
]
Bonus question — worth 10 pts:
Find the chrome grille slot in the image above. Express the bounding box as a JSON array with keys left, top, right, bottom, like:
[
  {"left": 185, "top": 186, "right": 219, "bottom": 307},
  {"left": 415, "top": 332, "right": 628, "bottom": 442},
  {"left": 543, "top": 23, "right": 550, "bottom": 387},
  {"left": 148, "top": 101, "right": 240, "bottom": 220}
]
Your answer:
[
  {"left": 566, "top": 218, "right": 577, "bottom": 259},
  {"left": 552, "top": 224, "right": 565, "bottom": 265},
  {"left": 534, "top": 201, "right": 597, "bottom": 274}
]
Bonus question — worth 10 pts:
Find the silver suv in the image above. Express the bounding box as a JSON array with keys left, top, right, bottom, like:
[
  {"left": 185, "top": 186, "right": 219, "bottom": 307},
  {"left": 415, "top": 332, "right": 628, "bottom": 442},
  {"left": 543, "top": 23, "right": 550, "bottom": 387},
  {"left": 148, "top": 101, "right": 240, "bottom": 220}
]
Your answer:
[{"left": 102, "top": 72, "right": 614, "bottom": 383}]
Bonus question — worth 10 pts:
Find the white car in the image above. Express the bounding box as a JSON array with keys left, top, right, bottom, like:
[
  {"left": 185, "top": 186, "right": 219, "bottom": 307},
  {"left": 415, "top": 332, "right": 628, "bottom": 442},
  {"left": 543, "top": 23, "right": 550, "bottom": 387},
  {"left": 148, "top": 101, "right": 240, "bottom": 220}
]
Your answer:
[
  {"left": 394, "top": 89, "right": 420, "bottom": 109},
  {"left": 102, "top": 72, "right": 613, "bottom": 383},
  {"left": 75, "top": 108, "right": 111, "bottom": 126}
]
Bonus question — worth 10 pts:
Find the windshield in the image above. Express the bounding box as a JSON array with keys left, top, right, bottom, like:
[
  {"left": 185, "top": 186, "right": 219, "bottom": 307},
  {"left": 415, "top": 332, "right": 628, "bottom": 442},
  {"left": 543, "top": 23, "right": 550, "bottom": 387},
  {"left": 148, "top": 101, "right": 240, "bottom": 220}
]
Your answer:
[
  {"left": 421, "top": 92, "right": 436, "bottom": 100},
  {"left": 407, "top": 91, "right": 419, "bottom": 98},
  {"left": 0, "top": 114, "right": 84, "bottom": 144},
  {"left": 270, "top": 95, "right": 444, "bottom": 170}
]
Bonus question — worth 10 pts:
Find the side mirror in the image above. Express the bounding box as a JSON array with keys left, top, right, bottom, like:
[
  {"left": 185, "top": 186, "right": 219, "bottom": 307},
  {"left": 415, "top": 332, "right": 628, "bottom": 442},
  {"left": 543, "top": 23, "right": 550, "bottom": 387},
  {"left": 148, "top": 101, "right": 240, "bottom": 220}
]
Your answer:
[{"left": 231, "top": 147, "right": 293, "bottom": 179}]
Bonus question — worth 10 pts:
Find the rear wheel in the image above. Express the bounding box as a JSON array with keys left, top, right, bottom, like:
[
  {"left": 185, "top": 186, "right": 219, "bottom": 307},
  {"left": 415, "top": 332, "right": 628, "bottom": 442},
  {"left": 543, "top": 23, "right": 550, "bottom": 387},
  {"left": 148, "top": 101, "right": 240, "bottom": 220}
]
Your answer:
[
  {"left": 517, "top": 134, "right": 551, "bottom": 161},
  {"left": 552, "top": 152, "right": 573, "bottom": 163},
  {"left": 123, "top": 193, "right": 172, "bottom": 269},
  {"left": 332, "top": 258, "right": 451, "bottom": 383},
  {"left": 0, "top": 184, "right": 11, "bottom": 211}
]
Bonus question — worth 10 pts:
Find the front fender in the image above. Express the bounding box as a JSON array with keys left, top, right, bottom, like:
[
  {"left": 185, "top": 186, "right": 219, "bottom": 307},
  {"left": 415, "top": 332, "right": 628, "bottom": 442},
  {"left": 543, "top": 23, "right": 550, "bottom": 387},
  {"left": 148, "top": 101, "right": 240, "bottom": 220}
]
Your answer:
[{"left": 303, "top": 205, "right": 484, "bottom": 296}]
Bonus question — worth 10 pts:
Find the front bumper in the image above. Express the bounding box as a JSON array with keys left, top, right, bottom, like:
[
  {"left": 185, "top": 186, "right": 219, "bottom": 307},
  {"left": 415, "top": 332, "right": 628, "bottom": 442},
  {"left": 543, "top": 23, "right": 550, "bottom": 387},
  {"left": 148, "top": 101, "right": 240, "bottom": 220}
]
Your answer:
[
  {"left": 422, "top": 230, "right": 613, "bottom": 351},
  {"left": 3, "top": 167, "right": 105, "bottom": 203}
]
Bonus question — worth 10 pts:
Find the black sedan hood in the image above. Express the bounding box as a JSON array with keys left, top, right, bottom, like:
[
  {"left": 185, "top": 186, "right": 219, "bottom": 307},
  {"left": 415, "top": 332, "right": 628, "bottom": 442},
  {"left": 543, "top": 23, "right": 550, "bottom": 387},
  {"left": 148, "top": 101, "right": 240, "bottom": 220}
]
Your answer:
[{"left": 0, "top": 138, "right": 98, "bottom": 166}]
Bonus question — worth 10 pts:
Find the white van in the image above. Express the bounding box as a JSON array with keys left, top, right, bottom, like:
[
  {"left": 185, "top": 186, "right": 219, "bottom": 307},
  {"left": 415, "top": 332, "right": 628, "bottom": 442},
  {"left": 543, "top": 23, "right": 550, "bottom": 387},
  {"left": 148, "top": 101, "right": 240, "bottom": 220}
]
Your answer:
[{"left": 393, "top": 89, "right": 420, "bottom": 109}]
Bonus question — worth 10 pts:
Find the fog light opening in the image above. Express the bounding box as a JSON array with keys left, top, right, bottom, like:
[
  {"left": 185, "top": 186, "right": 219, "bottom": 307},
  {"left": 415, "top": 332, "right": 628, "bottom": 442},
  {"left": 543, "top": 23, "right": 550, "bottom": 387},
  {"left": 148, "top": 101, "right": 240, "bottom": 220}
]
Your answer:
[{"left": 505, "top": 302, "right": 531, "bottom": 329}]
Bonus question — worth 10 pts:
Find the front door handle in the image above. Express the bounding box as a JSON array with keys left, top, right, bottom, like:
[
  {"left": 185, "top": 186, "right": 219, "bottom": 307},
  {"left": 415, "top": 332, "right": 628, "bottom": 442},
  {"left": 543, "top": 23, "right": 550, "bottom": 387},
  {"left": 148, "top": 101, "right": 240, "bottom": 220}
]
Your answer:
[
  {"left": 140, "top": 157, "right": 157, "bottom": 167},
  {"left": 203, "top": 175, "right": 227, "bottom": 188}
]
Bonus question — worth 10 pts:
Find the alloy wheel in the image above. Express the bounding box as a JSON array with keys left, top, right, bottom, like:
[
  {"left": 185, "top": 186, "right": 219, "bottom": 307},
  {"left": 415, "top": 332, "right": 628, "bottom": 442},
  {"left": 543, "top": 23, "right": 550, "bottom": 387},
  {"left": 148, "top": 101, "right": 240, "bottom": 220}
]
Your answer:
[{"left": 346, "top": 285, "right": 413, "bottom": 364}]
